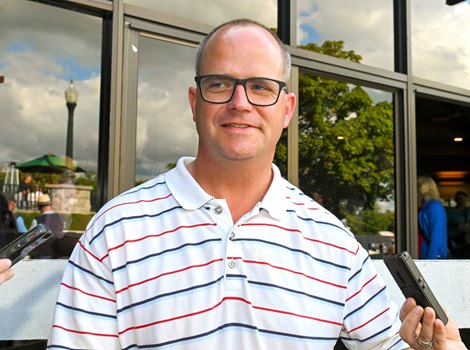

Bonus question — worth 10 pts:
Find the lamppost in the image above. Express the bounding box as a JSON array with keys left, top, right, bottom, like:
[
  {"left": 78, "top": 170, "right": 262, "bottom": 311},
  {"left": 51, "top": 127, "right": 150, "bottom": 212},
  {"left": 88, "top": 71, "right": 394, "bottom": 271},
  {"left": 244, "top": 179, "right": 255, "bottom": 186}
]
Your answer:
[{"left": 64, "top": 79, "right": 79, "bottom": 168}]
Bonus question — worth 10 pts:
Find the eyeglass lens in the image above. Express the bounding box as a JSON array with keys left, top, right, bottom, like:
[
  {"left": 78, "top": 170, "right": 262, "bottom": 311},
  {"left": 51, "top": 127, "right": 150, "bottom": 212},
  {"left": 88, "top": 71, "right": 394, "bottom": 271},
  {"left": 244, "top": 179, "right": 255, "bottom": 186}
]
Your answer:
[{"left": 198, "top": 76, "right": 283, "bottom": 106}]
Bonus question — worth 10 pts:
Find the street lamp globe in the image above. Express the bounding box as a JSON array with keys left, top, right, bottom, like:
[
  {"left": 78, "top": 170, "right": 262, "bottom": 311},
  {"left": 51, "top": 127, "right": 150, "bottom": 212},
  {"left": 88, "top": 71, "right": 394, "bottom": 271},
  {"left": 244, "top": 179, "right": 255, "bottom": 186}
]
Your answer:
[{"left": 65, "top": 79, "right": 79, "bottom": 104}]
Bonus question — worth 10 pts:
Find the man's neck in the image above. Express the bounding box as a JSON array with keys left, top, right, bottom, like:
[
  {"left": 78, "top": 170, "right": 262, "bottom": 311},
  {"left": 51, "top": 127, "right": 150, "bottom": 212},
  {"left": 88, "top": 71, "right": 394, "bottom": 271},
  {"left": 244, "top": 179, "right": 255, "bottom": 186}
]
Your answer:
[{"left": 187, "top": 157, "right": 274, "bottom": 222}]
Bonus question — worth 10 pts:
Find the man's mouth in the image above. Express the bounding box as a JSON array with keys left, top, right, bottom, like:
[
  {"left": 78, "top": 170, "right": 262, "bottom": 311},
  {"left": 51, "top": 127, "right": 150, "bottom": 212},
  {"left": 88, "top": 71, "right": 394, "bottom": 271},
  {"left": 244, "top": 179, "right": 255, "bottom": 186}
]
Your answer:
[{"left": 224, "top": 123, "right": 249, "bottom": 128}]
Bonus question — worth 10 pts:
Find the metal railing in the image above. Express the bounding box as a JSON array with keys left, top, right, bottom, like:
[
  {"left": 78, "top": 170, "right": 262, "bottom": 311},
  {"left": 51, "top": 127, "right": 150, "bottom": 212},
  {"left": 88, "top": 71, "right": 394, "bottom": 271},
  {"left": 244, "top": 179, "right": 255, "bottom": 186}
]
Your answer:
[{"left": 1, "top": 183, "right": 39, "bottom": 210}]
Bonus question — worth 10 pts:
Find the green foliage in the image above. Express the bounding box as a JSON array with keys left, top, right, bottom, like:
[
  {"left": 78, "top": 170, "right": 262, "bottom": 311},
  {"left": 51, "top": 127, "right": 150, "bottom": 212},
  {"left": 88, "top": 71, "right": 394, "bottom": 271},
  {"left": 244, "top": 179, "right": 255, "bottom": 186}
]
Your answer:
[
  {"left": 299, "top": 40, "right": 363, "bottom": 62},
  {"left": 285, "top": 40, "right": 395, "bottom": 216},
  {"left": 343, "top": 208, "right": 394, "bottom": 236},
  {"left": 69, "top": 213, "right": 95, "bottom": 231}
]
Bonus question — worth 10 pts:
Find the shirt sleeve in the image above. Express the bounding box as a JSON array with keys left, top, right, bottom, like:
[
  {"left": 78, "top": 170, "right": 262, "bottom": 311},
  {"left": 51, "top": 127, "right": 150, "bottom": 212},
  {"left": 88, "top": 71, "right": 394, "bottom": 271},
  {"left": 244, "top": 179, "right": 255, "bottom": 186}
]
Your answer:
[
  {"left": 47, "top": 231, "right": 120, "bottom": 349},
  {"left": 339, "top": 247, "right": 408, "bottom": 350}
]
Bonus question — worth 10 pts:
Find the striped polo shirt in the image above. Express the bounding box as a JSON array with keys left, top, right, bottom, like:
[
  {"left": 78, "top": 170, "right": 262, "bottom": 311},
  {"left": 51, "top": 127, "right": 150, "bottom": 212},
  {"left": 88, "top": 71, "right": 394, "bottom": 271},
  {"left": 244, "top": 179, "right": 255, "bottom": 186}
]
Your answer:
[{"left": 47, "top": 157, "right": 407, "bottom": 350}]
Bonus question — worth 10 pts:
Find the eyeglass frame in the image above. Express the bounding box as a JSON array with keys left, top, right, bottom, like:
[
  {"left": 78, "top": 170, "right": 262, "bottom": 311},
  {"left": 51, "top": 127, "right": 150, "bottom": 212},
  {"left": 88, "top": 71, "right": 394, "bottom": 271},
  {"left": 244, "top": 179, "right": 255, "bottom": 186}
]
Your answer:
[{"left": 194, "top": 74, "right": 287, "bottom": 107}]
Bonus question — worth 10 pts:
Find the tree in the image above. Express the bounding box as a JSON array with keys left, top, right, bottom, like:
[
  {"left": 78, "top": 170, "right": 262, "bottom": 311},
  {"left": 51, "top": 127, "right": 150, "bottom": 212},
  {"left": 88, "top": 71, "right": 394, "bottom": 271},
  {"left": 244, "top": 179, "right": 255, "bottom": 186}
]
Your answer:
[{"left": 275, "top": 41, "right": 394, "bottom": 217}]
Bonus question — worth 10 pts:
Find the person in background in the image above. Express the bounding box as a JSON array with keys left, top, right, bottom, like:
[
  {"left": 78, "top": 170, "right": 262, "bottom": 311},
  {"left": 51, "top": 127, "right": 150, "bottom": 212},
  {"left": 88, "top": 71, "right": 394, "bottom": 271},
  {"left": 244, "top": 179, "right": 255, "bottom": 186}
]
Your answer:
[
  {"left": 0, "top": 259, "right": 14, "bottom": 286},
  {"left": 17, "top": 174, "right": 32, "bottom": 209},
  {"left": 29, "top": 194, "right": 65, "bottom": 259},
  {"left": 447, "top": 191, "right": 470, "bottom": 257},
  {"left": 47, "top": 19, "right": 410, "bottom": 349},
  {"left": 0, "top": 192, "right": 18, "bottom": 247},
  {"left": 8, "top": 199, "right": 27, "bottom": 234},
  {"left": 417, "top": 175, "right": 448, "bottom": 259}
]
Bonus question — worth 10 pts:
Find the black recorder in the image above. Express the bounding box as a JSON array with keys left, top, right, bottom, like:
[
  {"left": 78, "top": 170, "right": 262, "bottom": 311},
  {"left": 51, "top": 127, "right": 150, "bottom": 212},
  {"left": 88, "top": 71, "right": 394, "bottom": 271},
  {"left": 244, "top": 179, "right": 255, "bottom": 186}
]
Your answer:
[
  {"left": 384, "top": 251, "right": 448, "bottom": 325},
  {"left": 0, "top": 224, "right": 53, "bottom": 265}
]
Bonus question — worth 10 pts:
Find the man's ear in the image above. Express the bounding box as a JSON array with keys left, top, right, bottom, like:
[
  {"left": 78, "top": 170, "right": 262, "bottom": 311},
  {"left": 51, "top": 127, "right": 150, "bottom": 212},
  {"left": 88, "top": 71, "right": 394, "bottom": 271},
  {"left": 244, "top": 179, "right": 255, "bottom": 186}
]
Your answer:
[
  {"left": 283, "top": 92, "right": 297, "bottom": 128},
  {"left": 188, "top": 86, "right": 197, "bottom": 122}
]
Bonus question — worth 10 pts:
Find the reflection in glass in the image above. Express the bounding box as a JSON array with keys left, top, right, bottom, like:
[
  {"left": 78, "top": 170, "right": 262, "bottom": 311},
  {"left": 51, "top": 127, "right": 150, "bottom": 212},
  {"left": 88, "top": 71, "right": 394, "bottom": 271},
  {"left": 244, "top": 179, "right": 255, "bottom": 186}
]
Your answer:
[
  {"left": 0, "top": 0, "right": 101, "bottom": 235},
  {"left": 296, "top": 70, "right": 396, "bottom": 256},
  {"left": 124, "top": 0, "right": 277, "bottom": 28},
  {"left": 296, "top": 0, "right": 393, "bottom": 70},
  {"left": 411, "top": 0, "right": 470, "bottom": 90},
  {"left": 135, "top": 37, "right": 198, "bottom": 182}
]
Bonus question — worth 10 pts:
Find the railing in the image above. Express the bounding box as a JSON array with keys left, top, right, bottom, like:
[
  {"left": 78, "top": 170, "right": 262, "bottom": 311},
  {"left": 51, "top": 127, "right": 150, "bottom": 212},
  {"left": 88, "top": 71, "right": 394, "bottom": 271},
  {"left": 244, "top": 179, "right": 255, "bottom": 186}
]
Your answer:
[
  {"left": 2, "top": 183, "right": 40, "bottom": 210},
  {"left": 0, "top": 259, "right": 469, "bottom": 341}
]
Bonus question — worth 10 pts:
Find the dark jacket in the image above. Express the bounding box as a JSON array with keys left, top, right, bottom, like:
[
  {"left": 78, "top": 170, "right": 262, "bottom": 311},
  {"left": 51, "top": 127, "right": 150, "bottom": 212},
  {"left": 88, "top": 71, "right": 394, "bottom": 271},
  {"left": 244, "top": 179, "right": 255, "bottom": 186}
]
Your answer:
[{"left": 29, "top": 212, "right": 65, "bottom": 258}]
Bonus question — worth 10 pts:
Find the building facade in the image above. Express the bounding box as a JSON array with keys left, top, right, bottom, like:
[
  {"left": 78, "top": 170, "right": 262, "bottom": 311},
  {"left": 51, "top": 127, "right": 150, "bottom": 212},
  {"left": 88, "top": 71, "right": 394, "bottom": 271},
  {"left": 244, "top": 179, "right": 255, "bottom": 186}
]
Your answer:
[{"left": 1, "top": 0, "right": 470, "bottom": 258}]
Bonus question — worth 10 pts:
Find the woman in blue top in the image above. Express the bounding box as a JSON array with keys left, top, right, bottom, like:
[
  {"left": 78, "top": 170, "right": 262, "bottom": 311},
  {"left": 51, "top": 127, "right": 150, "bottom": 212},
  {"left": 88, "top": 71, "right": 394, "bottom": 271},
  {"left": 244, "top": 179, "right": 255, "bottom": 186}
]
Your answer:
[{"left": 417, "top": 175, "right": 448, "bottom": 259}]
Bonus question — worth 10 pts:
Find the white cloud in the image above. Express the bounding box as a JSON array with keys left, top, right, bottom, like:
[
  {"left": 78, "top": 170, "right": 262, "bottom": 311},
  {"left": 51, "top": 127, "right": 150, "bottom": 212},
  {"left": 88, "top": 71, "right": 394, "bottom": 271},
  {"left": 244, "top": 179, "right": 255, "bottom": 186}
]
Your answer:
[{"left": 297, "top": 0, "right": 470, "bottom": 90}]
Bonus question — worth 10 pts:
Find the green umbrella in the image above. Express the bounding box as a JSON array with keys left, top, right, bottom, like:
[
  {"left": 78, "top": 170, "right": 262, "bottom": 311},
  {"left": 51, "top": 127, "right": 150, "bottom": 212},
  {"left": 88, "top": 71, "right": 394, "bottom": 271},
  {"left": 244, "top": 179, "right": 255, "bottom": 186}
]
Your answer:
[{"left": 16, "top": 153, "right": 85, "bottom": 174}]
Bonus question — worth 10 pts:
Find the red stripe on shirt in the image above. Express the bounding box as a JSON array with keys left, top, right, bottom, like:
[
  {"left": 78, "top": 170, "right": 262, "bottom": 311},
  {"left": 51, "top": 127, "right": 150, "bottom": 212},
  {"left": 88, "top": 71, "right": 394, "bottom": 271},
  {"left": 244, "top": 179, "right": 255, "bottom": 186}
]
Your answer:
[
  {"left": 115, "top": 258, "right": 224, "bottom": 294},
  {"left": 86, "top": 193, "right": 173, "bottom": 232},
  {"left": 101, "top": 223, "right": 217, "bottom": 261},
  {"left": 238, "top": 257, "right": 347, "bottom": 289},
  {"left": 61, "top": 282, "right": 116, "bottom": 303},
  {"left": 52, "top": 324, "right": 119, "bottom": 338}
]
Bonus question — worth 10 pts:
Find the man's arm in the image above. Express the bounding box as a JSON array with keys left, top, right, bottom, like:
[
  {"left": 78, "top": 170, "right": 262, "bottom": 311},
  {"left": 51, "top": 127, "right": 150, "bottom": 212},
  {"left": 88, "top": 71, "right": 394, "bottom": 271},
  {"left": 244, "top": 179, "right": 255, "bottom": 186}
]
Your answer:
[{"left": 47, "top": 235, "right": 120, "bottom": 349}]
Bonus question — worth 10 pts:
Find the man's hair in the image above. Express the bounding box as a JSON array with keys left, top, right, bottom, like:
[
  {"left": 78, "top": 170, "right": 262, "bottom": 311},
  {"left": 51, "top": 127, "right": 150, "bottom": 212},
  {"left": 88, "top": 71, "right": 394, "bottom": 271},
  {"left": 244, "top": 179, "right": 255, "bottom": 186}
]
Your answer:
[{"left": 195, "top": 18, "right": 291, "bottom": 82}]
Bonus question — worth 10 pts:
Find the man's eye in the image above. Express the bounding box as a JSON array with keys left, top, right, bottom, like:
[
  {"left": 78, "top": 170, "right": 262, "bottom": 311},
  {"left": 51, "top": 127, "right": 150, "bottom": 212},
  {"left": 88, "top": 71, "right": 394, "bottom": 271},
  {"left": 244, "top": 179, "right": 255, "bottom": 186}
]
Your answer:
[
  {"left": 252, "top": 83, "right": 267, "bottom": 91},
  {"left": 207, "top": 79, "right": 232, "bottom": 89}
]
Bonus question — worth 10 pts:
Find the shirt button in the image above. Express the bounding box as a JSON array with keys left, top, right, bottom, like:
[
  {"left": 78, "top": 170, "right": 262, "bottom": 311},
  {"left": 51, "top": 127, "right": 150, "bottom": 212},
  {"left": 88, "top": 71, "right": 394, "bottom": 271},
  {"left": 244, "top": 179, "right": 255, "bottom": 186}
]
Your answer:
[
  {"left": 214, "top": 206, "right": 223, "bottom": 214},
  {"left": 228, "top": 260, "right": 236, "bottom": 269},
  {"left": 229, "top": 232, "right": 236, "bottom": 240}
]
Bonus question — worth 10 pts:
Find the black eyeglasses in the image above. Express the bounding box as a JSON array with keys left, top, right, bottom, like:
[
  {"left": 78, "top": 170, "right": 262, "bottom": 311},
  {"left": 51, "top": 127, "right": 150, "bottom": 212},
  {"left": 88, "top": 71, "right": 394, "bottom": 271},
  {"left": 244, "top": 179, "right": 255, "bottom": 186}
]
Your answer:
[{"left": 195, "top": 75, "right": 287, "bottom": 107}]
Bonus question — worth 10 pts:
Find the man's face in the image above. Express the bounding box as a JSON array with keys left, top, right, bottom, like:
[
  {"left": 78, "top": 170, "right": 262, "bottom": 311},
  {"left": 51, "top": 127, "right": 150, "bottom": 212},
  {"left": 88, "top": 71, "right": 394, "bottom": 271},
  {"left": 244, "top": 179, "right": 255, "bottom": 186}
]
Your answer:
[{"left": 188, "top": 26, "right": 296, "bottom": 164}]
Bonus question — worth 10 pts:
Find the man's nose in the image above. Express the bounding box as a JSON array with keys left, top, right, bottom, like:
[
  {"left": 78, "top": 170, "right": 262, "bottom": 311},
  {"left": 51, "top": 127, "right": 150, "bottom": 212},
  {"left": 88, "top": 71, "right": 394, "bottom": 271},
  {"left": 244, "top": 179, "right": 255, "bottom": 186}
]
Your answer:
[{"left": 229, "top": 84, "right": 251, "bottom": 106}]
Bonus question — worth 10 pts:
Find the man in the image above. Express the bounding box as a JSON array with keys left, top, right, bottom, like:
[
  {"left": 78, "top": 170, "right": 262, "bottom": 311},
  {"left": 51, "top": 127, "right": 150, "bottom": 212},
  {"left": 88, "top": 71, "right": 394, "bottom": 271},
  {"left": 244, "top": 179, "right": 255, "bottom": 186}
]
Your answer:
[
  {"left": 48, "top": 19, "right": 407, "bottom": 349},
  {"left": 29, "top": 194, "right": 65, "bottom": 258},
  {"left": 17, "top": 174, "right": 32, "bottom": 209}
]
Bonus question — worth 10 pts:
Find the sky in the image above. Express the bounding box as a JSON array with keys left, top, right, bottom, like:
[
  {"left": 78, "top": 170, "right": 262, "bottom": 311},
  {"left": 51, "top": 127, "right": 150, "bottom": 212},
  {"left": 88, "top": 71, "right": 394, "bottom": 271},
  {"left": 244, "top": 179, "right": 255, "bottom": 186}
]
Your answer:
[{"left": 1, "top": 0, "right": 470, "bottom": 179}]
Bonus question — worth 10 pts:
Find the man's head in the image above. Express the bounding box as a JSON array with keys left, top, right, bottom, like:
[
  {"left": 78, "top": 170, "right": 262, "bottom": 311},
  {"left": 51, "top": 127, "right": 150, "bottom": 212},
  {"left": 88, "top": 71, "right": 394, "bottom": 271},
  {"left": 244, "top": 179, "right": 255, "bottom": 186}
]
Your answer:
[
  {"left": 24, "top": 174, "right": 32, "bottom": 183},
  {"left": 37, "top": 193, "right": 52, "bottom": 212},
  {"left": 8, "top": 199, "right": 16, "bottom": 212},
  {"left": 188, "top": 19, "right": 296, "bottom": 165},
  {"left": 195, "top": 19, "right": 291, "bottom": 82}
]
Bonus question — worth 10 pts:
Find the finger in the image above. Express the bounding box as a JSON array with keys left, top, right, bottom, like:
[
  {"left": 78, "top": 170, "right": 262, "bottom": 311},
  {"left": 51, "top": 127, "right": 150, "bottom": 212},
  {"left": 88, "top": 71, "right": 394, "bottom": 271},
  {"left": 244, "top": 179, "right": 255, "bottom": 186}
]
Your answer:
[
  {"left": 399, "top": 305, "right": 424, "bottom": 342},
  {"left": 417, "top": 307, "right": 436, "bottom": 346},
  {"left": 0, "top": 259, "right": 12, "bottom": 270},
  {"left": 432, "top": 319, "right": 447, "bottom": 350},
  {"left": 400, "top": 297, "right": 417, "bottom": 321},
  {"left": 0, "top": 268, "right": 14, "bottom": 285}
]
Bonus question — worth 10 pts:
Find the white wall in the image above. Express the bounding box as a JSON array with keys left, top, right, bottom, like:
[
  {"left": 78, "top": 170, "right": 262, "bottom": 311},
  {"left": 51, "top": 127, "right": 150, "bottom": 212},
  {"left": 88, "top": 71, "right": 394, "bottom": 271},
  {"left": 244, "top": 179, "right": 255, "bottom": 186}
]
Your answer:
[{"left": 0, "top": 259, "right": 468, "bottom": 340}]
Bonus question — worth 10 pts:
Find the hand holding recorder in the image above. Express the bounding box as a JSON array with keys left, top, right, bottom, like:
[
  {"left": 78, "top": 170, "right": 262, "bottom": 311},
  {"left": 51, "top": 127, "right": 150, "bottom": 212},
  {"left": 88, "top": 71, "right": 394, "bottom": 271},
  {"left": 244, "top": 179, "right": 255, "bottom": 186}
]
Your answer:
[
  {"left": 0, "top": 223, "right": 53, "bottom": 266},
  {"left": 385, "top": 252, "right": 467, "bottom": 350}
]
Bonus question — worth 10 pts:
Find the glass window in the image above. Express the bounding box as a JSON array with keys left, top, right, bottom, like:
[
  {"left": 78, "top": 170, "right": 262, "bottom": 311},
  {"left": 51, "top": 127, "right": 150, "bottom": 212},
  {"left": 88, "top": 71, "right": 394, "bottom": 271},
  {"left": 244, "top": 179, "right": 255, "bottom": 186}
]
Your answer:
[
  {"left": 411, "top": 0, "right": 470, "bottom": 90},
  {"left": 296, "top": 0, "right": 394, "bottom": 71},
  {"left": 135, "top": 36, "right": 198, "bottom": 182},
  {"left": 124, "top": 0, "right": 277, "bottom": 28},
  {"left": 296, "top": 70, "right": 396, "bottom": 257},
  {"left": 0, "top": 0, "right": 101, "bottom": 244}
]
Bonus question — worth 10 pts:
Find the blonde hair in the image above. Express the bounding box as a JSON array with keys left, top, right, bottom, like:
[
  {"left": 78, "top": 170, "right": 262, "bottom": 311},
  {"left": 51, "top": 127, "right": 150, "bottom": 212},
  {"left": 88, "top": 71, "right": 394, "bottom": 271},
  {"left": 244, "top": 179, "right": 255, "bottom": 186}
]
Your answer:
[{"left": 417, "top": 175, "right": 441, "bottom": 202}]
